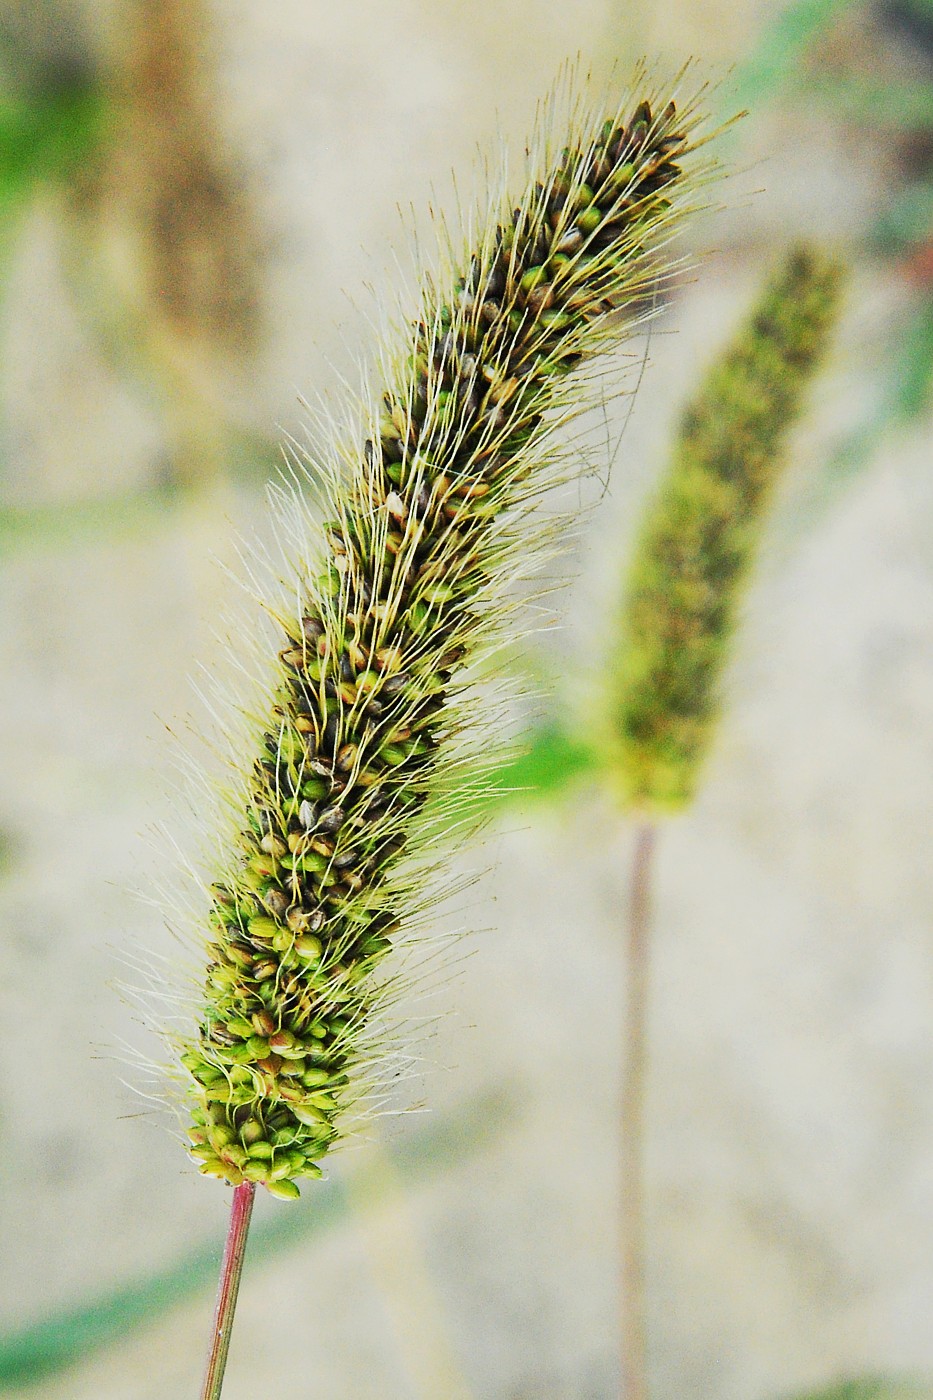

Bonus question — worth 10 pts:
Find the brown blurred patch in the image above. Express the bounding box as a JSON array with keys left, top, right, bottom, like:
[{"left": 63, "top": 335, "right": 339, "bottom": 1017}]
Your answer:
[
  {"left": 109, "top": 0, "right": 260, "bottom": 355},
  {"left": 63, "top": 0, "right": 266, "bottom": 486}
]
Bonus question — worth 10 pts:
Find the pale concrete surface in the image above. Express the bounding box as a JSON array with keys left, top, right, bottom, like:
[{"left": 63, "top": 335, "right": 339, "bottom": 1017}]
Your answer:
[{"left": 1, "top": 2, "right": 932, "bottom": 1398}]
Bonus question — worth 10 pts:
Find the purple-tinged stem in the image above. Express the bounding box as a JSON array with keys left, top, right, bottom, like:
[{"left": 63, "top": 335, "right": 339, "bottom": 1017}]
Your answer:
[
  {"left": 621, "top": 823, "right": 655, "bottom": 1400},
  {"left": 200, "top": 1181, "right": 256, "bottom": 1400}
]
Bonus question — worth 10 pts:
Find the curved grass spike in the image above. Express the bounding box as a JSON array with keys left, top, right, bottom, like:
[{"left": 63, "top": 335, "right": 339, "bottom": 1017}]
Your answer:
[
  {"left": 610, "top": 245, "right": 845, "bottom": 813},
  {"left": 176, "top": 70, "right": 717, "bottom": 1203},
  {"left": 609, "top": 246, "right": 845, "bottom": 1400}
]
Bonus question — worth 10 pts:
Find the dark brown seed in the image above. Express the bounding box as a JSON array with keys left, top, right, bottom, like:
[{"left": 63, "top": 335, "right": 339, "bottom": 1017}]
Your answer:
[
  {"left": 265, "top": 888, "right": 289, "bottom": 918},
  {"left": 557, "top": 227, "right": 583, "bottom": 255}
]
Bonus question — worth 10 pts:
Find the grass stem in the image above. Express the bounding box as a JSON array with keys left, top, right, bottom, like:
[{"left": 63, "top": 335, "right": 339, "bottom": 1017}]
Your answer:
[
  {"left": 621, "top": 823, "right": 655, "bottom": 1400},
  {"left": 200, "top": 1182, "right": 256, "bottom": 1400}
]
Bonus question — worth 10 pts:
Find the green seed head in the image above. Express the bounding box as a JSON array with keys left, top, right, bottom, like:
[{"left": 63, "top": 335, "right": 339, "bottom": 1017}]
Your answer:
[
  {"left": 608, "top": 245, "right": 845, "bottom": 813},
  {"left": 172, "top": 70, "right": 720, "bottom": 1194}
]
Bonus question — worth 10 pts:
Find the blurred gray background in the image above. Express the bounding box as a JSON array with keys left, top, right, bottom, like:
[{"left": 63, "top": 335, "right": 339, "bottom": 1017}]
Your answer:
[{"left": 1, "top": 1, "right": 932, "bottom": 1397}]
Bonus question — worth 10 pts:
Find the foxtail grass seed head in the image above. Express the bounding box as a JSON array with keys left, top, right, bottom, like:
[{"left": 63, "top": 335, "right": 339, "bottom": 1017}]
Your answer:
[
  {"left": 609, "top": 245, "right": 845, "bottom": 813},
  {"left": 175, "top": 72, "right": 718, "bottom": 1194}
]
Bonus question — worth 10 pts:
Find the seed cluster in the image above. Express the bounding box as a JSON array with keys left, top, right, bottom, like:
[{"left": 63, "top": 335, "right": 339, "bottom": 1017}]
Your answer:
[
  {"left": 181, "top": 90, "right": 705, "bottom": 1195},
  {"left": 610, "top": 246, "right": 844, "bottom": 812}
]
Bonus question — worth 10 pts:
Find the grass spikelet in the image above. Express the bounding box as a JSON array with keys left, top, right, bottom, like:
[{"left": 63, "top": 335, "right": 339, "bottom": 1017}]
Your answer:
[
  {"left": 174, "top": 69, "right": 719, "bottom": 1200},
  {"left": 609, "top": 245, "right": 845, "bottom": 814}
]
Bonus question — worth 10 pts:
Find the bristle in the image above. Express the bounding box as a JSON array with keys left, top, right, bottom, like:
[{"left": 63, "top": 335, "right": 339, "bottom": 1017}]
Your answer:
[
  {"left": 173, "top": 73, "right": 717, "bottom": 1193},
  {"left": 608, "top": 245, "right": 845, "bottom": 813}
]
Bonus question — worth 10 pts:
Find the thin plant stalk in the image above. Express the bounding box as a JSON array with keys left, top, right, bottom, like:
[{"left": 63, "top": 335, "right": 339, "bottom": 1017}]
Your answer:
[
  {"left": 620, "top": 822, "right": 655, "bottom": 1400},
  {"left": 200, "top": 1182, "right": 256, "bottom": 1400}
]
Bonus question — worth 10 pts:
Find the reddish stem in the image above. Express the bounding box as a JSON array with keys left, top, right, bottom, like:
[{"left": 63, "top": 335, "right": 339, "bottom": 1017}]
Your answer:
[
  {"left": 200, "top": 1182, "right": 256, "bottom": 1400},
  {"left": 621, "top": 823, "right": 655, "bottom": 1400}
]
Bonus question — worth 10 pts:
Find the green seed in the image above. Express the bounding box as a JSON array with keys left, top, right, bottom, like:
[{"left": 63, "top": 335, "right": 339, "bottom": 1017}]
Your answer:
[
  {"left": 419, "top": 584, "right": 453, "bottom": 605},
  {"left": 266, "top": 1178, "right": 301, "bottom": 1201},
  {"left": 306, "top": 1091, "right": 338, "bottom": 1113},
  {"left": 248, "top": 854, "right": 278, "bottom": 880},
  {"left": 295, "top": 934, "right": 323, "bottom": 962},
  {"left": 301, "top": 1066, "right": 331, "bottom": 1087},
  {"left": 292, "top": 1102, "right": 328, "bottom": 1126},
  {"left": 301, "top": 777, "right": 329, "bottom": 799},
  {"left": 247, "top": 1140, "right": 275, "bottom": 1160},
  {"left": 521, "top": 265, "right": 547, "bottom": 293},
  {"left": 198, "top": 1156, "right": 230, "bottom": 1179},
  {"left": 248, "top": 916, "right": 279, "bottom": 942},
  {"left": 269, "top": 1028, "right": 299, "bottom": 1054},
  {"left": 204, "top": 1082, "right": 234, "bottom": 1103},
  {"left": 243, "top": 1160, "right": 272, "bottom": 1183},
  {"left": 281, "top": 851, "right": 328, "bottom": 874},
  {"left": 209, "top": 966, "right": 239, "bottom": 991},
  {"left": 227, "top": 1016, "right": 254, "bottom": 1039}
]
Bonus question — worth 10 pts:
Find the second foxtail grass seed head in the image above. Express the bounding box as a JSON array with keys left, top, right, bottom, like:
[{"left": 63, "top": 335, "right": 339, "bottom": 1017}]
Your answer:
[
  {"left": 609, "top": 246, "right": 845, "bottom": 1400},
  {"left": 609, "top": 245, "right": 845, "bottom": 814},
  {"left": 170, "top": 69, "right": 722, "bottom": 1204}
]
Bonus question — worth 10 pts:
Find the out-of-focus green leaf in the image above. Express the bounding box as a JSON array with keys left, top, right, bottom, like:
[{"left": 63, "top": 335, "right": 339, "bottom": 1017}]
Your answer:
[
  {"left": 0, "top": 480, "right": 184, "bottom": 556},
  {"left": 727, "top": 0, "right": 855, "bottom": 110},
  {"left": 0, "top": 822, "right": 20, "bottom": 877},
  {"left": 0, "top": 79, "right": 106, "bottom": 206},
  {"left": 447, "top": 722, "right": 602, "bottom": 830},
  {"left": 488, "top": 723, "right": 601, "bottom": 807},
  {"left": 0, "top": 434, "right": 285, "bottom": 558},
  {"left": 782, "top": 1378, "right": 933, "bottom": 1400},
  {"left": 799, "top": 72, "right": 933, "bottom": 130},
  {"left": 0, "top": 1089, "right": 514, "bottom": 1389},
  {"left": 890, "top": 290, "right": 933, "bottom": 421}
]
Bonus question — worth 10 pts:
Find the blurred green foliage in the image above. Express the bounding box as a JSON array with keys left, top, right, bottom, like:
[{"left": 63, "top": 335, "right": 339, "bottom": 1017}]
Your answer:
[
  {"left": 0, "top": 1089, "right": 512, "bottom": 1389},
  {"left": 728, "top": 0, "right": 851, "bottom": 107},
  {"left": 787, "top": 1381, "right": 933, "bottom": 1400},
  {"left": 0, "top": 77, "right": 105, "bottom": 206}
]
